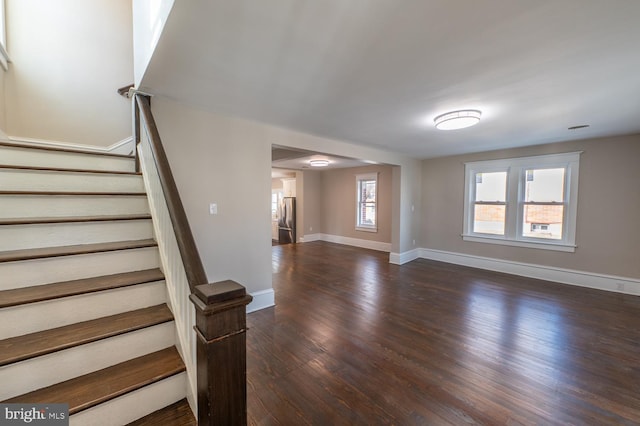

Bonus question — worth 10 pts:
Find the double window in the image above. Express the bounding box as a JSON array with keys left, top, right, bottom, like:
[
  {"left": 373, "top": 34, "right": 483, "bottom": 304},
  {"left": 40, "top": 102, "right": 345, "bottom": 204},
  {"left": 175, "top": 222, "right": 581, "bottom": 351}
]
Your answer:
[
  {"left": 463, "top": 152, "right": 581, "bottom": 252},
  {"left": 356, "top": 173, "right": 378, "bottom": 232}
]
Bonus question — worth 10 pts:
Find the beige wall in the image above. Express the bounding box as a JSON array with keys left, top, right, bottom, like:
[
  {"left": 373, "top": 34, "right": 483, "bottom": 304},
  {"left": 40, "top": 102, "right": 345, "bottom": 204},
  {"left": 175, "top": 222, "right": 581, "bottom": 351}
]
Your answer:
[
  {"left": 0, "top": 67, "right": 7, "bottom": 138},
  {"left": 133, "top": 0, "right": 174, "bottom": 86},
  {"left": 5, "top": 0, "right": 133, "bottom": 146},
  {"left": 320, "top": 165, "right": 393, "bottom": 243},
  {"left": 152, "top": 97, "right": 272, "bottom": 295},
  {"left": 301, "top": 170, "right": 322, "bottom": 236},
  {"left": 421, "top": 134, "right": 640, "bottom": 279}
]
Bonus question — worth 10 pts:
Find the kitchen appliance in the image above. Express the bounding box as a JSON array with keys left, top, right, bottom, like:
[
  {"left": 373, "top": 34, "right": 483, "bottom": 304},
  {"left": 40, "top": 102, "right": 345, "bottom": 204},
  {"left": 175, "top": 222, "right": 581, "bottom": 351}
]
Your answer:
[{"left": 278, "top": 197, "right": 296, "bottom": 244}]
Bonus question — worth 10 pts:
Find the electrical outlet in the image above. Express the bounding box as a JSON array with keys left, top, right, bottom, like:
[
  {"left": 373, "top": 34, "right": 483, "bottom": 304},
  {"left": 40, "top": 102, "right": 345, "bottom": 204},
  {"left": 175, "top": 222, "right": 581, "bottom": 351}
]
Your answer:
[
  {"left": 209, "top": 203, "right": 218, "bottom": 215},
  {"left": 309, "top": 226, "right": 313, "bottom": 231}
]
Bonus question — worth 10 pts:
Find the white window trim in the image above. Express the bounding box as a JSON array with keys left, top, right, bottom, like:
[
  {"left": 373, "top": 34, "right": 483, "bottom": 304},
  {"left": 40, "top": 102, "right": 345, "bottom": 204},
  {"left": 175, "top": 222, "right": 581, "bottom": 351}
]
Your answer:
[
  {"left": 355, "top": 172, "right": 378, "bottom": 232},
  {"left": 462, "top": 151, "right": 582, "bottom": 252},
  {"left": 0, "top": 0, "right": 8, "bottom": 71}
]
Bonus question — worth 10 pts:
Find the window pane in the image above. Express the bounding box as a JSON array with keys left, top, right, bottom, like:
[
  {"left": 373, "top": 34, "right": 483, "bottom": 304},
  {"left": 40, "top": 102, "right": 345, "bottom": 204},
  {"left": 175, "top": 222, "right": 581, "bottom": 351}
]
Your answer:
[
  {"left": 359, "top": 203, "right": 376, "bottom": 227},
  {"left": 473, "top": 205, "right": 505, "bottom": 235},
  {"left": 524, "top": 168, "right": 565, "bottom": 202},
  {"left": 360, "top": 180, "right": 376, "bottom": 202},
  {"left": 475, "top": 172, "right": 507, "bottom": 202},
  {"left": 522, "top": 205, "right": 563, "bottom": 239}
]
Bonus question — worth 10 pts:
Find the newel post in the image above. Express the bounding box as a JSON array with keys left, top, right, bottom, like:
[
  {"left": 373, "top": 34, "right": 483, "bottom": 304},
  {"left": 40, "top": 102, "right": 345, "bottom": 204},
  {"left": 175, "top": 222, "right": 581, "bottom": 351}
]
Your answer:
[{"left": 189, "top": 280, "right": 253, "bottom": 425}]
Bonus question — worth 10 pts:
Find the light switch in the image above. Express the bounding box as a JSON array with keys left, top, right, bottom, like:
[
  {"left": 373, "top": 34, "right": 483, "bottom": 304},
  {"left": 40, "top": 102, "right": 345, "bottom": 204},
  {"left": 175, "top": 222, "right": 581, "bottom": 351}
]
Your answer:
[{"left": 209, "top": 203, "right": 218, "bottom": 215}]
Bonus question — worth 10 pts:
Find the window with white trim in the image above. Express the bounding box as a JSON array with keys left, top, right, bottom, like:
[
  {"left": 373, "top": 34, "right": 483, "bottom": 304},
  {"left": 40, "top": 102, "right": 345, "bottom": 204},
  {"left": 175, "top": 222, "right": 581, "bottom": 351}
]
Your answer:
[
  {"left": 463, "top": 152, "right": 581, "bottom": 252},
  {"left": 0, "top": 0, "right": 7, "bottom": 70},
  {"left": 356, "top": 173, "right": 378, "bottom": 232}
]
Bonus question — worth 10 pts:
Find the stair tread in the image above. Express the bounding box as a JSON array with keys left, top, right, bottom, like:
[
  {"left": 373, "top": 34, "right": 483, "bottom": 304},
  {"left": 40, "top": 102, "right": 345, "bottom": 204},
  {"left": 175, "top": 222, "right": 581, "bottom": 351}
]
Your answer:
[
  {"left": 0, "top": 140, "right": 135, "bottom": 158},
  {"left": 0, "top": 190, "right": 146, "bottom": 196},
  {"left": 127, "top": 399, "right": 196, "bottom": 426},
  {"left": 0, "top": 214, "right": 152, "bottom": 226},
  {"left": 0, "top": 304, "right": 173, "bottom": 366},
  {"left": 0, "top": 164, "right": 141, "bottom": 175},
  {"left": 0, "top": 239, "right": 157, "bottom": 263},
  {"left": 0, "top": 268, "right": 165, "bottom": 308},
  {"left": 2, "top": 347, "right": 185, "bottom": 415}
]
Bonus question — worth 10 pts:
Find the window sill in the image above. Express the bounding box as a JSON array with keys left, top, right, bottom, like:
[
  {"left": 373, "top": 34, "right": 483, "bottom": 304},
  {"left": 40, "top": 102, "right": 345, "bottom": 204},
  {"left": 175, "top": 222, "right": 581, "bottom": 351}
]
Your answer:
[
  {"left": 462, "top": 234, "right": 576, "bottom": 252},
  {"left": 356, "top": 226, "right": 377, "bottom": 233}
]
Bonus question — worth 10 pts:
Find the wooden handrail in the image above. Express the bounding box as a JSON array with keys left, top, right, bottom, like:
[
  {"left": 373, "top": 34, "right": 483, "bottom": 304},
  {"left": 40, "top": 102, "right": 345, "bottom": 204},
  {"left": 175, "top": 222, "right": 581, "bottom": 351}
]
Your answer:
[
  {"left": 134, "top": 94, "right": 208, "bottom": 290},
  {"left": 117, "top": 83, "right": 134, "bottom": 98}
]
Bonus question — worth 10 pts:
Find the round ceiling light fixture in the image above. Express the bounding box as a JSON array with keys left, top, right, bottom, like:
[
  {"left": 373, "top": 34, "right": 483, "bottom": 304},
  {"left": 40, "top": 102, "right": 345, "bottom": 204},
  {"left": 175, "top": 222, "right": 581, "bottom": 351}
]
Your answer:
[
  {"left": 309, "top": 159, "right": 330, "bottom": 167},
  {"left": 434, "top": 109, "right": 482, "bottom": 130}
]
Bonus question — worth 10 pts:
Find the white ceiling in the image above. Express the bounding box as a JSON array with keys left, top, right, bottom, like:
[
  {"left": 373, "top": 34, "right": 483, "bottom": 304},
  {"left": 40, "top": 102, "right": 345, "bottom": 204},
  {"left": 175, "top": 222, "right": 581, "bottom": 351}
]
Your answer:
[
  {"left": 272, "top": 146, "right": 373, "bottom": 171},
  {"left": 142, "top": 0, "right": 640, "bottom": 159}
]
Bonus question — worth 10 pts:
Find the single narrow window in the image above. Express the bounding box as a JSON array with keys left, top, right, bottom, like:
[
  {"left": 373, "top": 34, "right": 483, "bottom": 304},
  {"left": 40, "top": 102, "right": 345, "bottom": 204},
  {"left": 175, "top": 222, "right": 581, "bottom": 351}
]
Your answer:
[
  {"left": 356, "top": 173, "right": 378, "bottom": 231},
  {"left": 521, "top": 168, "right": 565, "bottom": 240},
  {"left": 472, "top": 171, "right": 507, "bottom": 235}
]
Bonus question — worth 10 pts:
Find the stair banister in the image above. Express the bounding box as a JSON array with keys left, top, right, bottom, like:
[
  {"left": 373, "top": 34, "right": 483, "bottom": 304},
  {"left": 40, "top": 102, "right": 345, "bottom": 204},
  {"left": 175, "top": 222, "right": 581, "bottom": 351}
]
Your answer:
[
  {"left": 135, "top": 95, "right": 207, "bottom": 289},
  {"left": 133, "top": 93, "right": 252, "bottom": 425}
]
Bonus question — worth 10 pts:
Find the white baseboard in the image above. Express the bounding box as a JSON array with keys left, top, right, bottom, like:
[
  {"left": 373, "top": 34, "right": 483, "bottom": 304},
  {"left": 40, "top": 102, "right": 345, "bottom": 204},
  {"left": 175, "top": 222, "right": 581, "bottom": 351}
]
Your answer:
[
  {"left": 389, "top": 248, "right": 421, "bottom": 265},
  {"left": 420, "top": 248, "right": 640, "bottom": 296},
  {"left": 247, "top": 289, "right": 275, "bottom": 313},
  {"left": 299, "top": 233, "right": 322, "bottom": 243},
  {"left": 6, "top": 136, "right": 134, "bottom": 154},
  {"left": 301, "top": 233, "right": 391, "bottom": 252}
]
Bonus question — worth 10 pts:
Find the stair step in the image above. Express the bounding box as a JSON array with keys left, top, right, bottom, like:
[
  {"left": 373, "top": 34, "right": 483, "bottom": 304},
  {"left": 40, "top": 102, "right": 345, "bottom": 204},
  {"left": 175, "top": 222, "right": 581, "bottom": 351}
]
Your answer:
[
  {"left": 0, "top": 239, "right": 157, "bottom": 263},
  {"left": 0, "top": 269, "right": 164, "bottom": 308},
  {"left": 0, "top": 246, "right": 160, "bottom": 290},
  {"left": 0, "top": 164, "right": 140, "bottom": 175},
  {"left": 0, "top": 218, "right": 154, "bottom": 251},
  {"left": 0, "top": 142, "right": 135, "bottom": 172},
  {"left": 0, "top": 214, "right": 151, "bottom": 225},
  {"left": 0, "top": 168, "right": 145, "bottom": 193},
  {"left": 0, "top": 194, "right": 150, "bottom": 219},
  {"left": 2, "top": 347, "right": 185, "bottom": 415},
  {"left": 0, "top": 304, "right": 173, "bottom": 366},
  {"left": 0, "top": 140, "right": 134, "bottom": 158},
  {"left": 127, "top": 399, "right": 196, "bottom": 426}
]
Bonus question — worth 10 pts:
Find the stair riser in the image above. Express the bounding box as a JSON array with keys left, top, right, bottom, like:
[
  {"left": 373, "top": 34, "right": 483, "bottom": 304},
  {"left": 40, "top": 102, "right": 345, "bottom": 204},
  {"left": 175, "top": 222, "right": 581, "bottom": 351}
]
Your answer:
[
  {"left": 0, "top": 247, "right": 160, "bottom": 290},
  {"left": 0, "top": 195, "right": 150, "bottom": 219},
  {"left": 0, "top": 169, "right": 144, "bottom": 193},
  {"left": 0, "top": 220, "right": 154, "bottom": 251},
  {"left": 70, "top": 373, "right": 187, "bottom": 426},
  {"left": 0, "top": 322, "right": 175, "bottom": 400},
  {"left": 0, "top": 281, "right": 167, "bottom": 339},
  {"left": 0, "top": 146, "right": 135, "bottom": 172}
]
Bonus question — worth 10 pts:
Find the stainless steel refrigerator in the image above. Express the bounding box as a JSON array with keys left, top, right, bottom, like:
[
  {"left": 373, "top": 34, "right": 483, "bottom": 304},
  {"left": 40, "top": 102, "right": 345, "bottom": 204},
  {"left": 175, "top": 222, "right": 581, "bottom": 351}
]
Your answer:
[{"left": 278, "top": 197, "right": 296, "bottom": 243}]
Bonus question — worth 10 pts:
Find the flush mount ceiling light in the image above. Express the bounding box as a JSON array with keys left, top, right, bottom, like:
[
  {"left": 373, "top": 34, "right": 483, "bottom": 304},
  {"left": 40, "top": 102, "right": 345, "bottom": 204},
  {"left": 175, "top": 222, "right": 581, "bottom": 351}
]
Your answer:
[
  {"left": 434, "top": 109, "right": 482, "bottom": 130},
  {"left": 309, "top": 159, "right": 329, "bottom": 167}
]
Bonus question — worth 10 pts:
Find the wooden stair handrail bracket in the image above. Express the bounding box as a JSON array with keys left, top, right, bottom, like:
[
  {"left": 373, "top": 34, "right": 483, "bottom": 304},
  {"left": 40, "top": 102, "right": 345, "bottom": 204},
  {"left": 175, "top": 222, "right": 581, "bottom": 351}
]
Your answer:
[{"left": 133, "top": 92, "right": 252, "bottom": 425}]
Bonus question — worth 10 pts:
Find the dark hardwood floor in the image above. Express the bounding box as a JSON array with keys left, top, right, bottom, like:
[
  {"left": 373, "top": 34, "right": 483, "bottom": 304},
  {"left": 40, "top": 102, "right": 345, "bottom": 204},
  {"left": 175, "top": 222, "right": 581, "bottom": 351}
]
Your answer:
[{"left": 247, "top": 242, "right": 640, "bottom": 425}]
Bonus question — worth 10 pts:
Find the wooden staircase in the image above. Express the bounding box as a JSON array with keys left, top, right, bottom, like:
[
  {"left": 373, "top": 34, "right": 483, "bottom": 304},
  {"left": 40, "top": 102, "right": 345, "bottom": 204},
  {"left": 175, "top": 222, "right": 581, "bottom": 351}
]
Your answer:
[{"left": 0, "top": 142, "right": 196, "bottom": 425}]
